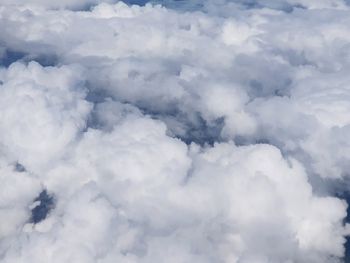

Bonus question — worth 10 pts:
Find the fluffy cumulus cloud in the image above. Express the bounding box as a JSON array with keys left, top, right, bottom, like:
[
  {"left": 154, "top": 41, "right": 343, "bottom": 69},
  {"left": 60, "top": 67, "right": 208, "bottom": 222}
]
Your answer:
[
  {"left": 0, "top": 62, "right": 91, "bottom": 172},
  {"left": 1, "top": 0, "right": 350, "bottom": 262}
]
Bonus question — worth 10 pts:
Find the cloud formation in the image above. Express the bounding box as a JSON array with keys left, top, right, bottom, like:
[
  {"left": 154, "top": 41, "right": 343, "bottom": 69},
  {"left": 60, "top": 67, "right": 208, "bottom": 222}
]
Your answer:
[
  {"left": 1, "top": 0, "right": 350, "bottom": 262},
  {"left": 0, "top": 0, "right": 116, "bottom": 9}
]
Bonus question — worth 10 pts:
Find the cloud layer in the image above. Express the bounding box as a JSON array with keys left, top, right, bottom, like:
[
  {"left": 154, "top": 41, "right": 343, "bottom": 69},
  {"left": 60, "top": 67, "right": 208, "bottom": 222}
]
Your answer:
[{"left": 1, "top": 0, "right": 350, "bottom": 262}]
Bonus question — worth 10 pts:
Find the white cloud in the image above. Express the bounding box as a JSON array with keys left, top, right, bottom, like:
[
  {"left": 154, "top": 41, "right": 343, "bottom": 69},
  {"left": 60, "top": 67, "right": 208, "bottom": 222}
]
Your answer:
[
  {"left": 0, "top": 0, "right": 116, "bottom": 10},
  {"left": 0, "top": 62, "right": 92, "bottom": 172},
  {"left": 1, "top": 1, "right": 350, "bottom": 262}
]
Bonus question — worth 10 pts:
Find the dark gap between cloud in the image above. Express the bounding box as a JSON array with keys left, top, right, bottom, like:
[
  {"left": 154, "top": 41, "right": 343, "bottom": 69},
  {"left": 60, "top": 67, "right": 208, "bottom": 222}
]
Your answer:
[{"left": 30, "top": 190, "right": 55, "bottom": 224}]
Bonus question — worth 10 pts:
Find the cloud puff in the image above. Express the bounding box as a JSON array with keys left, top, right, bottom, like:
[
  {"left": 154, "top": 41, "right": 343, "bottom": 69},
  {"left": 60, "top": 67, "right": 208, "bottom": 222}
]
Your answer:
[
  {"left": 0, "top": 160, "right": 41, "bottom": 240},
  {"left": 0, "top": 62, "right": 92, "bottom": 172}
]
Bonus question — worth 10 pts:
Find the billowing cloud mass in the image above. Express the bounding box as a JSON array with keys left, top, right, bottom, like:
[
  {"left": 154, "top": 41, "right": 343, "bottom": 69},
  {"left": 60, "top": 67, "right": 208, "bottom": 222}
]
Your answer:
[{"left": 1, "top": 0, "right": 350, "bottom": 262}]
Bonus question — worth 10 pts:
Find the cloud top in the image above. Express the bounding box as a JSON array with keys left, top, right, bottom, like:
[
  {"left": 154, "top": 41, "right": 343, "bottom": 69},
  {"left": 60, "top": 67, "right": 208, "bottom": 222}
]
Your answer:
[{"left": 1, "top": 1, "right": 350, "bottom": 262}]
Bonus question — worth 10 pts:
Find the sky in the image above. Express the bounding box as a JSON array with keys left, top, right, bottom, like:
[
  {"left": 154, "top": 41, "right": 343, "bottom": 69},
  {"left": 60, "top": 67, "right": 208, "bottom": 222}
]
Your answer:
[{"left": 1, "top": 0, "right": 350, "bottom": 262}]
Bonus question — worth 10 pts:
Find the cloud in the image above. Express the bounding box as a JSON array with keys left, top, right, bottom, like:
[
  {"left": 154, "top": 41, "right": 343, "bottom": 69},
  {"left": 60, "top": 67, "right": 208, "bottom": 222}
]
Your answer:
[
  {"left": 1, "top": 1, "right": 350, "bottom": 262},
  {"left": 2, "top": 122, "right": 348, "bottom": 262},
  {"left": 0, "top": 160, "right": 41, "bottom": 240},
  {"left": 0, "top": 62, "right": 92, "bottom": 172},
  {"left": 0, "top": 0, "right": 116, "bottom": 10}
]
